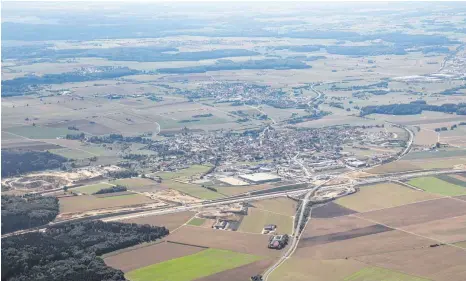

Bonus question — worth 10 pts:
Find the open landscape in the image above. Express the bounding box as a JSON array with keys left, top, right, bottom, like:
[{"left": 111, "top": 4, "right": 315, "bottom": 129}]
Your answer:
[{"left": 2, "top": 2, "right": 466, "bottom": 281}]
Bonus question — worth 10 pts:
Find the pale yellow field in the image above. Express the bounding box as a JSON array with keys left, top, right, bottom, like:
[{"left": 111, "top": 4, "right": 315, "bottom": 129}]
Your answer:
[{"left": 336, "top": 182, "right": 441, "bottom": 212}]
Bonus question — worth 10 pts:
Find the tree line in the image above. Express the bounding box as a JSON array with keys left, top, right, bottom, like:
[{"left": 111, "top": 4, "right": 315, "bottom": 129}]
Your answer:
[
  {"left": 2, "top": 220, "right": 169, "bottom": 281},
  {"left": 93, "top": 185, "right": 127, "bottom": 195}
]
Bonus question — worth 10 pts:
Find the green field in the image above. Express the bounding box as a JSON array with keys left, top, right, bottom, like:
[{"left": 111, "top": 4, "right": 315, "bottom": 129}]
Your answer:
[
  {"left": 408, "top": 176, "right": 466, "bottom": 196},
  {"left": 158, "top": 165, "right": 213, "bottom": 180},
  {"left": 125, "top": 248, "right": 262, "bottom": 281},
  {"left": 111, "top": 178, "right": 157, "bottom": 188},
  {"left": 4, "top": 125, "right": 74, "bottom": 139},
  {"left": 74, "top": 183, "right": 113, "bottom": 194},
  {"left": 343, "top": 266, "right": 430, "bottom": 281},
  {"left": 187, "top": 217, "right": 206, "bottom": 226},
  {"left": 162, "top": 180, "right": 224, "bottom": 200}
]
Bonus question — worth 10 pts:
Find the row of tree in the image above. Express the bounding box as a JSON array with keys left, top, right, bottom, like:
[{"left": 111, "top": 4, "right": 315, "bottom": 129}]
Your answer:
[
  {"left": 2, "top": 221, "right": 169, "bottom": 281},
  {"left": 93, "top": 185, "right": 127, "bottom": 195}
]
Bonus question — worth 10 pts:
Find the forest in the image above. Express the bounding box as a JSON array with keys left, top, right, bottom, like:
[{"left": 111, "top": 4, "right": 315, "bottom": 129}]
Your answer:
[
  {"left": 1, "top": 150, "right": 67, "bottom": 177},
  {"left": 2, "top": 67, "right": 139, "bottom": 89},
  {"left": 1, "top": 195, "right": 59, "bottom": 234},
  {"left": 2, "top": 221, "right": 169, "bottom": 281},
  {"left": 360, "top": 102, "right": 466, "bottom": 116},
  {"left": 157, "top": 58, "right": 311, "bottom": 74}
]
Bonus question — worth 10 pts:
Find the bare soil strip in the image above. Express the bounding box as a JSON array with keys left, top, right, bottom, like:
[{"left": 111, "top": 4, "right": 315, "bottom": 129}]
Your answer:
[
  {"left": 104, "top": 241, "right": 205, "bottom": 273},
  {"left": 299, "top": 224, "right": 393, "bottom": 248},
  {"left": 311, "top": 202, "right": 358, "bottom": 218}
]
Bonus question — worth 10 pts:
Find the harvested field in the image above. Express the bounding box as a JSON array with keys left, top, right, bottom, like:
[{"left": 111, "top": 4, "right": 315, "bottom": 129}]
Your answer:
[
  {"left": 413, "top": 157, "right": 466, "bottom": 169},
  {"left": 355, "top": 245, "right": 466, "bottom": 281},
  {"left": 160, "top": 180, "right": 224, "bottom": 200},
  {"left": 249, "top": 197, "right": 297, "bottom": 216},
  {"left": 238, "top": 208, "right": 293, "bottom": 234},
  {"left": 125, "top": 248, "right": 262, "bottom": 281},
  {"left": 311, "top": 202, "right": 357, "bottom": 218},
  {"left": 73, "top": 182, "right": 114, "bottom": 194},
  {"left": 295, "top": 230, "right": 432, "bottom": 260},
  {"left": 367, "top": 161, "right": 421, "bottom": 174},
  {"left": 335, "top": 182, "right": 441, "bottom": 212},
  {"left": 46, "top": 119, "right": 117, "bottom": 135},
  {"left": 299, "top": 224, "right": 393, "bottom": 248},
  {"left": 215, "top": 183, "right": 273, "bottom": 196},
  {"left": 301, "top": 216, "right": 375, "bottom": 238},
  {"left": 1, "top": 140, "right": 62, "bottom": 151},
  {"left": 400, "top": 215, "right": 466, "bottom": 243},
  {"left": 4, "top": 126, "right": 74, "bottom": 139},
  {"left": 59, "top": 194, "right": 154, "bottom": 213},
  {"left": 104, "top": 241, "right": 205, "bottom": 272},
  {"left": 50, "top": 147, "right": 96, "bottom": 159},
  {"left": 111, "top": 178, "right": 165, "bottom": 192},
  {"left": 196, "top": 259, "right": 275, "bottom": 281},
  {"left": 343, "top": 266, "right": 430, "bottom": 281},
  {"left": 269, "top": 257, "right": 367, "bottom": 281},
  {"left": 456, "top": 195, "right": 466, "bottom": 201},
  {"left": 408, "top": 176, "right": 466, "bottom": 196},
  {"left": 167, "top": 225, "right": 285, "bottom": 257},
  {"left": 122, "top": 211, "right": 195, "bottom": 231},
  {"left": 358, "top": 197, "right": 466, "bottom": 227},
  {"left": 157, "top": 165, "right": 212, "bottom": 180}
]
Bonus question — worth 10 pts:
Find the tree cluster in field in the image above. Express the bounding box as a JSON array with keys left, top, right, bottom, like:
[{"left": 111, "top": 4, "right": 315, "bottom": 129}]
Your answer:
[
  {"left": 438, "top": 84, "right": 466, "bottom": 95},
  {"left": 93, "top": 185, "right": 127, "bottom": 195},
  {"left": 331, "top": 81, "right": 388, "bottom": 91},
  {"left": 1, "top": 195, "right": 59, "bottom": 234},
  {"left": 1, "top": 150, "right": 67, "bottom": 177},
  {"left": 66, "top": 132, "right": 85, "bottom": 140},
  {"left": 107, "top": 169, "right": 138, "bottom": 179},
  {"left": 192, "top": 113, "right": 213, "bottom": 118},
  {"left": 87, "top": 134, "right": 152, "bottom": 144},
  {"left": 360, "top": 102, "right": 466, "bottom": 116},
  {"left": 122, "top": 154, "right": 148, "bottom": 161},
  {"left": 286, "top": 111, "right": 331, "bottom": 124},
  {"left": 329, "top": 102, "right": 344, "bottom": 109},
  {"left": 1, "top": 220, "right": 169, "bottom": 281}
]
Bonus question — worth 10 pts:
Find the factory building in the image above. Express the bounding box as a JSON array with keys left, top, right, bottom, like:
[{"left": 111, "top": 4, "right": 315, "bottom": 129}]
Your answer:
[{"left": 238, "top": 173, "right": 281, "bottom": 184}]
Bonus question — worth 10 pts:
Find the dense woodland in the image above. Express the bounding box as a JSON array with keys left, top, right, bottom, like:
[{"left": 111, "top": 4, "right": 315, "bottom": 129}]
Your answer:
[
  {"left": 2, "top": 221, "right": 169, "bottom": 281},
  {"left": 360, "top": 102, "right": 466, "bottom": 116},
  {"left": 1, "top": 195, "right": 59, "bottom": 234},
  {"left": 1, "top": 150, "right": 67, "bottom": 177},
  {"left": 157, "top": 58, "right": 311, "bottom": 74},
  {"left": 2, "top": 67, "right": 139, "bottom": 89}
]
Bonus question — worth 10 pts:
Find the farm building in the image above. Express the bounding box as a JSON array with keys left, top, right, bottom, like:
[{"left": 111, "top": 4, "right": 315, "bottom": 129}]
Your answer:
[
  {"left": 268, "top": 234, "right": 289, "bottom": 249},
  {"left": 213, "top": 220, "right": 228, "bottom": 230},
  {"left": 238, "top": 173, "right": 281, "bottom": 184}
]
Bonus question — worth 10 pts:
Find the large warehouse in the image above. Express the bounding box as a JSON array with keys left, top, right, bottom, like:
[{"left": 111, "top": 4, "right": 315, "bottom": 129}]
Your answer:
[{"left": 238, "top": 173, "right": 282, "bottom": 184}]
